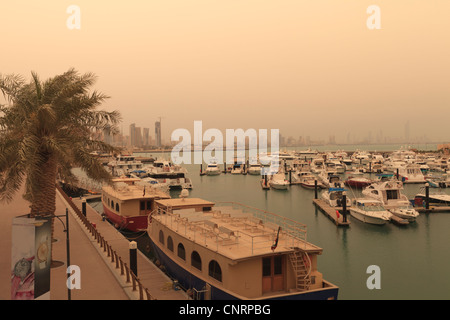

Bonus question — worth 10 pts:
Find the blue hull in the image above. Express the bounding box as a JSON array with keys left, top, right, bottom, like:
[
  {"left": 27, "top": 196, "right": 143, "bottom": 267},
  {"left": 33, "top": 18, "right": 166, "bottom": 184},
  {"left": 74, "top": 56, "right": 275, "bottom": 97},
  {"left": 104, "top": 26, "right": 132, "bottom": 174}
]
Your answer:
[{"left": 150, "top": 240, "right": 339, "bottom": 300}]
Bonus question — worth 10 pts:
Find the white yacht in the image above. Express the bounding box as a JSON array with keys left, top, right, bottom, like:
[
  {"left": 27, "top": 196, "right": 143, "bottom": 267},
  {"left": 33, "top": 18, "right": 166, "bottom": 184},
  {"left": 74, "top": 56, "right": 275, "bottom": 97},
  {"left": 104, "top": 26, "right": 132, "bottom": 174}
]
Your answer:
[
  {"left": 397, "top": 164, "right": 426, "bottom": 183},
  {"left": 310, "top": 157, "right": 325, "bottom": 173},
  {"left": 205, "top": 162, "right": 221, "bottom": 176},
  {"left": 269, "top": 172, "right": 289, "bottom": 190},
  {"left": 321, "top": 188, "right": 352, "bottom": 208},
  {"left": 247, "top": 162, "right": 262, "bottom": 175},
  {"left": 362, "top": 179, "right": 419, "bottom": 221},
  {"left": 349, "top": 199, "right": 392, "bottom": 225},
  {"left": 107, "top": 155, "right": 144, "bottom": 176}
]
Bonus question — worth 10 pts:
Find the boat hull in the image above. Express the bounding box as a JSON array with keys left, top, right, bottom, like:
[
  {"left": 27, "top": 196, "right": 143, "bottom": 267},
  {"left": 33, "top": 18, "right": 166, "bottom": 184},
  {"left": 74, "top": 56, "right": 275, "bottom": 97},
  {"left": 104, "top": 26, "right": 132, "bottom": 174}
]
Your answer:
[
  {"left": 205, "top": 170, "right": 221, "bottom": 176},
  {"left": 102, "top": 205, "right": 148, "bottom": 232},
  {"left": 349, "top": 209, "right": 388, "bottom": 225},
  {"left": 149, "top": 238, "right": 339, "bottom": 300}
]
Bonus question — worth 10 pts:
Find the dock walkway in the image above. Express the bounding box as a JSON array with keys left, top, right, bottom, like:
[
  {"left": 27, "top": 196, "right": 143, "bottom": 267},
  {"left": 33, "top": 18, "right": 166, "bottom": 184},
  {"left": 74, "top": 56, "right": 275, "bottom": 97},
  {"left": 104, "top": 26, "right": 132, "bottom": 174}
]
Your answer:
[
  {"left": 0, "top": 182, "right": 188, "bottom": 300},
  {"left": 313, "top": 199, "right": 350, "bottom": 227}
]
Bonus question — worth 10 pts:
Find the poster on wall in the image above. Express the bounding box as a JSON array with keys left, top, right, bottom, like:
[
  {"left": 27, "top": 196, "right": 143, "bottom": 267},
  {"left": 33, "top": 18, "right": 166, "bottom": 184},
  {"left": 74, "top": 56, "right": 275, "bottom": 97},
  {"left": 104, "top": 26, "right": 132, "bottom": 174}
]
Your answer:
[{"left": 11, "top": 215, "right": 52, "bottom": 300}]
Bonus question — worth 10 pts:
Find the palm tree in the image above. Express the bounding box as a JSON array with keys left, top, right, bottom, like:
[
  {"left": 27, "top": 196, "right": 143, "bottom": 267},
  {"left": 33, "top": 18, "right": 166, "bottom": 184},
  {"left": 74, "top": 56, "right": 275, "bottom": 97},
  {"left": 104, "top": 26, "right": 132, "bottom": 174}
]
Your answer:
[{"left": 0, "top": 68, "right": 121, "bottom": 217}]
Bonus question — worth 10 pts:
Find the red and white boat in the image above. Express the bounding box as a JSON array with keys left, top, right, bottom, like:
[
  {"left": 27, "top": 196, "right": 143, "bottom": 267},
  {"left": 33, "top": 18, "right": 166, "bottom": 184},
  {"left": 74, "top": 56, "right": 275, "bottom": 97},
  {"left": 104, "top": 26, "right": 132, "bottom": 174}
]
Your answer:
[
  {"left": 101, "top": 177, "right": 170, "bottom": 232},
  {"left": 344, "top": 176, "right": 372, "bottom": 188}
]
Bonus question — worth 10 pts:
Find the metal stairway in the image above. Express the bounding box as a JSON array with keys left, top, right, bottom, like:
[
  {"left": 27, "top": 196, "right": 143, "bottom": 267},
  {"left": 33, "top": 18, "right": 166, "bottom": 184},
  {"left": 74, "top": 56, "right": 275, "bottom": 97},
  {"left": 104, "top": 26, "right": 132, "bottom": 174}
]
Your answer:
[{"left": 288, "top": 249, "right": 311, "bottom": 291}]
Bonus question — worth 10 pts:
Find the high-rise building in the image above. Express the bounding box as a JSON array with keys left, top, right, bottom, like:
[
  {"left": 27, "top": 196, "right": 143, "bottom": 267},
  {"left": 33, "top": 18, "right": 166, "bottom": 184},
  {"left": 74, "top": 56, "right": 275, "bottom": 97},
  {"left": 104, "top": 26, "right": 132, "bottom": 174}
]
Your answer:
[
  {"left": 129, "top": 123, "right": 136, "bottom": 146},
  {"left": 143, "top": 128, "right": 149, "bottom": 146},
  {"left": 135, "top": 127, "right": 142, "bottom": 147},
  {"left": 155, "top": 121, "right": 161, "bottom": 147}
]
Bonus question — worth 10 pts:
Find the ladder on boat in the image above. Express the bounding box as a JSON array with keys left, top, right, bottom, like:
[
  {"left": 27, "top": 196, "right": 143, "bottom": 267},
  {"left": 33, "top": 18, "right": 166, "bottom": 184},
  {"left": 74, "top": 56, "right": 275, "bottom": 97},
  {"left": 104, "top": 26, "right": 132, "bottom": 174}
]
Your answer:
[{"left": 288, "top": 249, "right": 311, "bottom": 291}]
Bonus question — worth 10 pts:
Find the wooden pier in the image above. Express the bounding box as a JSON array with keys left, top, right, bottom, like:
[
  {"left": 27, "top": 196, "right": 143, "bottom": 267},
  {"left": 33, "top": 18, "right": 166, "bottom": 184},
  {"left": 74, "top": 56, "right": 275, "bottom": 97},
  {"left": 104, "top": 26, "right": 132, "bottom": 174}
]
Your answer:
[{"left": 313, "top": 199, "right": 350, "bottom": 227}]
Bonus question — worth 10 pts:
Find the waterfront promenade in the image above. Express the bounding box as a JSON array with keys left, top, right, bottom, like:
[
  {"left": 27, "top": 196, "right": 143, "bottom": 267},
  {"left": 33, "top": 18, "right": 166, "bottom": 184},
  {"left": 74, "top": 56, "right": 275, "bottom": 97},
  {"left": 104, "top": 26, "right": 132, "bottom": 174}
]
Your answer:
[{"left": 0, "top": 183, "right": 188, "bottom": 300}]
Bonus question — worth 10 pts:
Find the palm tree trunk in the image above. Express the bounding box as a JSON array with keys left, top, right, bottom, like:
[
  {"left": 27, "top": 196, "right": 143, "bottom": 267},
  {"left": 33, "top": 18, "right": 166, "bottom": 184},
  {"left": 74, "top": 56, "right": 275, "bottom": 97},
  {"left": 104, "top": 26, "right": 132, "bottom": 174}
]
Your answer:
[
  {"left": 29, "top": 154, "right": 58, "bottom": 263},
  {"left": 30, "top": 154, "right": 57, "bottom": 217}
]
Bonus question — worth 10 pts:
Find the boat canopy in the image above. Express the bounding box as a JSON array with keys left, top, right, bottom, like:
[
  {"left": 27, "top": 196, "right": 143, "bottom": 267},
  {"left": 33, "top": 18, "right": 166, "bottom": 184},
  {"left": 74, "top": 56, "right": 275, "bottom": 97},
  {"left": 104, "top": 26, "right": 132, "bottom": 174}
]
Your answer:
[{"left": 328, "top": 188, "right": 346, "bottom": 192}]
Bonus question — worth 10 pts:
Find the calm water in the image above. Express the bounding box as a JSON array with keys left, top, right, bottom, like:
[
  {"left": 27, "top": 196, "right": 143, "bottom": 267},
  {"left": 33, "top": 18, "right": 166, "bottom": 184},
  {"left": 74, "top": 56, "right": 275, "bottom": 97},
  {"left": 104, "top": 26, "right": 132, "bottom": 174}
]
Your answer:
[{"left": 91, "top": 144, "right": 450, "bottom": 300}]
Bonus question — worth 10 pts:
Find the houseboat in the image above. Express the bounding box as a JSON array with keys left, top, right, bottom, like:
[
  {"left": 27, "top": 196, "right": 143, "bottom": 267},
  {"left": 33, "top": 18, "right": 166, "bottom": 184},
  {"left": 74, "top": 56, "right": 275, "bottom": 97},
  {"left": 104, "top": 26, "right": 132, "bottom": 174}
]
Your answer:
[
  {"left": 147, "top": 198, "right": 339, "bottom": 300},
  {"left": 101, "top": 177, "right": 170, "bottom": 232}
]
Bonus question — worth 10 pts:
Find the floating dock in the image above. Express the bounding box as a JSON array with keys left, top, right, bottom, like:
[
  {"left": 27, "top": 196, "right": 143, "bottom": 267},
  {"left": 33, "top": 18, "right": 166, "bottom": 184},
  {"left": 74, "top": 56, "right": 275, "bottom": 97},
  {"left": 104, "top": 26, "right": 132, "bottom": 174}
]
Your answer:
[
  {"left": 389, "top": 214, "right": 409, "bottom": 225},
  {"left": 313, "top": 199, "right": 350, "bottom": 227},
  {"left": 415, "top": 206, "right": 450, "bottom": 213}
]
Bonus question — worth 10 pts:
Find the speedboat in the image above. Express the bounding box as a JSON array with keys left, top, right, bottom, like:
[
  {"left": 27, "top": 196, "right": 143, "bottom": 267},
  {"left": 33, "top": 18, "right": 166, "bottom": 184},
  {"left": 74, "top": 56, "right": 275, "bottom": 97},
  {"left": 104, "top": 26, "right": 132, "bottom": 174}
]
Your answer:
[
  {"left": 362, "top": 179, "right": 419, "bottom": 221},
  {"left": 345, "top": 176, "right": 372, "bottom": 188},
  {"left": 318, "top": 171, "right": 345, "bottom": 189},
  {"left": 389, "top": 204, "right": 419, "bottom": 222},
  {"left": 247, "top": 163, "right": 262, "bottom": 175},
  {"left": 396, "top": 164, "right": 426, "bottom": 183},
  {"left": 349, "top": 199, "right": 392, "bottom": 225},
  {"left": 205, "top": 162, "right": 221, "bottom": 176},
  {"left": 269, "top": 173, "right": 289, "bottom": 190},
  {"left": 321, "top": 188, "right": 352, "bottom": 208}
]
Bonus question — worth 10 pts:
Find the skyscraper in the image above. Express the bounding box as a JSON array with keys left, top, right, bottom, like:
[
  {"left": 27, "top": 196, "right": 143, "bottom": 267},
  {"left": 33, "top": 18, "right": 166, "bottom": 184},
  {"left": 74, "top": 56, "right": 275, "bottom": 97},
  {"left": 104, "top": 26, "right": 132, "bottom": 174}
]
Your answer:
[
  {"left": 143, "top": 128, "right": 149, "bottom": 146},
  {"left": 155, "top": 120, "right": 161, "bottom": 147},
  {"left": 129, "top": 123, "right": 136, "bottom": 147}
]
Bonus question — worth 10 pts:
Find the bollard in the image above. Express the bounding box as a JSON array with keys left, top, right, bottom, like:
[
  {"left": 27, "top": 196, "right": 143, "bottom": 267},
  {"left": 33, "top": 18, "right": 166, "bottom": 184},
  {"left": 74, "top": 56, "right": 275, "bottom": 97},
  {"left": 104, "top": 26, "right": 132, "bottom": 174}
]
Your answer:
[
  {"left": 130, "top": 241, "right": 138, "bottom": 276},
  {"left": 342, "top": 192, "right": 347, "bottom": 223},
  {"left": 314, "top": 180, "right": 318, "bottom": 199}
]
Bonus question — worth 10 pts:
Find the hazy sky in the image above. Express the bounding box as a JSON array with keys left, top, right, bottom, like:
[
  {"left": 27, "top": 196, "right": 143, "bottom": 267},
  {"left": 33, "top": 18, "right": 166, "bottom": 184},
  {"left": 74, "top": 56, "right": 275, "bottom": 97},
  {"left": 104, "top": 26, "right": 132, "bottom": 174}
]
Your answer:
[{"left": 1, "top": 1, "right": 449, "bottom": 143}]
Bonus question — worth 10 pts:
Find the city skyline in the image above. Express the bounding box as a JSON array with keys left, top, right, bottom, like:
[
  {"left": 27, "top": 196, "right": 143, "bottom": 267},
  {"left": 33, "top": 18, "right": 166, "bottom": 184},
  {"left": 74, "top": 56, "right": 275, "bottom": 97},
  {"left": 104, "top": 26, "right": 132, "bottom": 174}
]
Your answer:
[{"left": 1, "top": 1, "right": 449, "bottom": 144}]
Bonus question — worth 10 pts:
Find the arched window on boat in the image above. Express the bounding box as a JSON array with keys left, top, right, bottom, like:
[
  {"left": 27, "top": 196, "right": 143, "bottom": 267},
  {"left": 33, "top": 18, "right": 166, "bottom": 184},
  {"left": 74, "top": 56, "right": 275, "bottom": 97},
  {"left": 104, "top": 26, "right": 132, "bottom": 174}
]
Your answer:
[
  {"left": 167, "top": 236, "right": 174, "bottom": 252},
  {"left": 111, "top": 200, "right": 114, "bottom": 209},
  {"left": 115, "top": 203, "right": 120, "bottom": 212},
  {"left": 177, "top": 243, "right": 186, "bottom": 261},
  {"left": 159, "top": 230, "right": 164, "bottom": 245},
  {"left": 208, "top": 260, "right": 222, "bottom": 282},
  {"left": 191, "top": 251, "right": 202, "bottom": 271}
]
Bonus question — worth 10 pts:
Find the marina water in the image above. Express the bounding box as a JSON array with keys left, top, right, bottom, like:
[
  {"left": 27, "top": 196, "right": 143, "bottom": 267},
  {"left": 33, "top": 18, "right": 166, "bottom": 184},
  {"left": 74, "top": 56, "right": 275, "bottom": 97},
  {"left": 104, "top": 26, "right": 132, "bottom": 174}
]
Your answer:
[{"left": 90, "top": 144, "right": 450, "bottom": 300}]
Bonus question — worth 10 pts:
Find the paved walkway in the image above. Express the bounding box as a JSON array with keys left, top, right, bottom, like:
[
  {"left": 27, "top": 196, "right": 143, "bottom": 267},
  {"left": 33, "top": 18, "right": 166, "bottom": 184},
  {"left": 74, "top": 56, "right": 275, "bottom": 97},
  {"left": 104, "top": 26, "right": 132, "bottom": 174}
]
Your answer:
[{"left": 0, "top": 183, "right": 188, "bottom": 300}]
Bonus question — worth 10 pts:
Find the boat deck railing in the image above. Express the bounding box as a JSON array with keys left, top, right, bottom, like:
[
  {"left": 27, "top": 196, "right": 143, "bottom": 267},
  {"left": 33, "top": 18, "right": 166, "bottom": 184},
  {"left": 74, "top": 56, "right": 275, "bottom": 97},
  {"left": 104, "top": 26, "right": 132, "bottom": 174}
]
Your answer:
[{"left": 151, "top": 202, "right": 310, "bottom": 256}]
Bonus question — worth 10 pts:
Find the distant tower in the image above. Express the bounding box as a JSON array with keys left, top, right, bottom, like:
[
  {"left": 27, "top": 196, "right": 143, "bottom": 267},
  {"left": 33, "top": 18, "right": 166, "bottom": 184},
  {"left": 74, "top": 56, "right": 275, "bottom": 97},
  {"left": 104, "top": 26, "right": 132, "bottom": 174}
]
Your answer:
[
  {"left": 129, "top": 123, "right": 136, "bottom": 147},
  {"left": 155, "top": 119, "right": 162, "bottom": 147}
]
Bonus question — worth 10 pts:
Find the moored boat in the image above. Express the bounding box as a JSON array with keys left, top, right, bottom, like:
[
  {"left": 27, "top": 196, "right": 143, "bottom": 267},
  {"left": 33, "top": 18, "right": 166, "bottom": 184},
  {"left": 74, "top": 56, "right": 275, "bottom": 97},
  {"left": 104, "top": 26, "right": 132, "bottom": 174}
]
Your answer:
[
  {"left": 345, "top": 176, "right": 372, "bottom": 188},
  {"left": 101, "top": 177, "right": 170, "bottom": 232},
  {"left": 147, "top": 199, "right": 339, "bottom": 300},
  {"left": 349, "top": 199, "right": 392, "bottom": 225},
  {"left": 321, "top": 188, "right": 352, "bottom": 208}
]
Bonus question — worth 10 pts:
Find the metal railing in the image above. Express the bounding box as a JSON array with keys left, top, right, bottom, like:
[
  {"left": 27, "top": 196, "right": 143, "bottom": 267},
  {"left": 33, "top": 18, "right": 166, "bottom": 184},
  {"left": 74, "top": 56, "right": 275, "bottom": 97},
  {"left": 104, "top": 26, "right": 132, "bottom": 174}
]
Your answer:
[{"left": 56, "top": 183, "right": 156, "bottom": 300}]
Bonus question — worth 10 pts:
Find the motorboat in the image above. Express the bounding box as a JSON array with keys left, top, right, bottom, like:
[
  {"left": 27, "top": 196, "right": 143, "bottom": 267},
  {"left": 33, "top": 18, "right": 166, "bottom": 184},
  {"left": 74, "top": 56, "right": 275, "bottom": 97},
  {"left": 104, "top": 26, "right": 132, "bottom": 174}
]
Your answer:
[
  {"left": 310, "top": 157, "right": 325, "bottom": 173},
  {"left": 362, "top": 180, "right": 409, "bottom": 208},
  {"left": 396, "top": 164, "right": 426, "bottom": 183},
  {"left": 294, "top": 172, "right": 325, "bottom": 189},
  {"left": 269, "top": 172, "right": 289, "bottom": 190},
  {"left": 318, "top": 171, "right": 345, "bottom": 189},
  {"left": 362, "top": 179, "right": 419, "bottom": 221},
  {"left": 205, "top": 162, "right": 221, "bottom": 176},
  {"left": 425, "top": 172, "right": 450, "bottom": 188},
  {"left": 321, "top": 188, "right": 352, "bottom": 208},
  {"left": 247, "top": 163, "right": 262, "bottom": 175},
  {"left": 389, "top": 204, "right": 419, "bottom": 222},
  {"left": 349, "top": 199, "right": 392, "bottom": 225},
  {"left": 344, "top": 176, "right": 372, "bottom": 189},
  {"left": 107, "top": 155, "right": 144, "bottom": 176}
]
